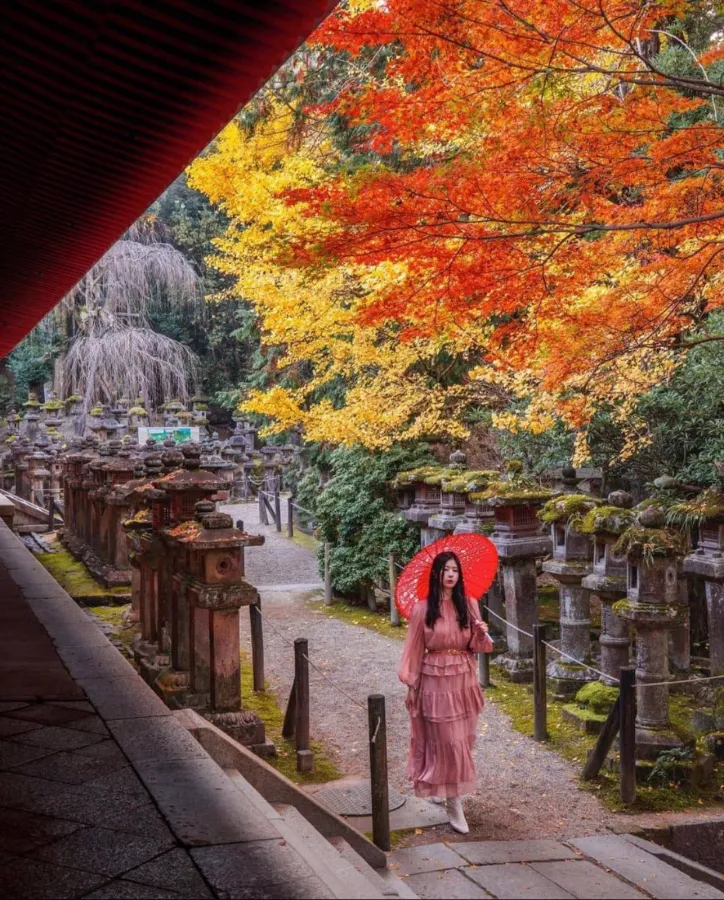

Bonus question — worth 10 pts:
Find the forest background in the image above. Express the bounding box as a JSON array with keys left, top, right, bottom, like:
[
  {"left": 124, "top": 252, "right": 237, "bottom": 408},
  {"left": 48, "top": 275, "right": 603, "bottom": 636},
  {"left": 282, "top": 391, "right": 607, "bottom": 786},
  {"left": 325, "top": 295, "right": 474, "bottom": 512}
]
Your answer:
[{"left": 3, "top": 0, "right": 724, "bottom": 597}]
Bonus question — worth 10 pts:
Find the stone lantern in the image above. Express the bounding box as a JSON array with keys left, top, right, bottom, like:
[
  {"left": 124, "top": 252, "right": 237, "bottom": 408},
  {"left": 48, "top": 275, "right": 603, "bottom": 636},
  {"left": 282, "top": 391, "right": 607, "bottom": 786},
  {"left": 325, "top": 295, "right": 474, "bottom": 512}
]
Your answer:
[
  {"left": 27, "top": 450, "right": 51, "bottom": 508},
  {"left": 580, "top": 492, "right": 636, "bottom": 682},
  {"left": 128, "top": 400, "right": 149, "bottom": 434},
  {"left": 391, "top": 470, "right": 417, "bottom": 511},
  {"left": 397, "top": 465, "right": 448, "bottom": 547},
  {"left": 231, "top": 418, "right": 257, "bottom": 454},
  {"left": 174, "top": 505, "right": 266, "bottom": 745},
  {"left": 47, "top": 448, "right": 64, "bottom": 505},
  {"left": 476, "top": 472, "right": 552, "bottom": 681},
  {"left": 614, "top": 505, "right": 689, "bottom": 759},
  {"left": 428, "top": 452, "right": 469, "bottom": 536},
  {"left": 23, "top": 404, "right": 40, "bottom": 443},
  {"left": 191, "top": 394, "right": 210, "bottom": 427},
  {"left": 539, "top": 493, "right": 599, "bottom": 698},
  {"left": 102, "top": 450, "right": 139, "bottom": 581},
  {"left": 148, "top": 446, "right": 226, "bottom": 692},
  {"left": 13, "top": 439, "right": 33, "bottom": 501},
  {"left": 680, "top": 480, "right": 724, "bottom": 677}
]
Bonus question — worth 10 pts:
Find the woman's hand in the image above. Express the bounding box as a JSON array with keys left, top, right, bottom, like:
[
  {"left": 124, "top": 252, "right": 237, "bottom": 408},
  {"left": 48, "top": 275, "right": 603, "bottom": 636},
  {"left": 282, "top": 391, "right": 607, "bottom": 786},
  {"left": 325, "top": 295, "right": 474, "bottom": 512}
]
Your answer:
[
  {"left": 473, "top": 619, "right": 490, "bottom": 634},
  {"left": 405, "top": 685, "right": 420, "bottom": 713}
]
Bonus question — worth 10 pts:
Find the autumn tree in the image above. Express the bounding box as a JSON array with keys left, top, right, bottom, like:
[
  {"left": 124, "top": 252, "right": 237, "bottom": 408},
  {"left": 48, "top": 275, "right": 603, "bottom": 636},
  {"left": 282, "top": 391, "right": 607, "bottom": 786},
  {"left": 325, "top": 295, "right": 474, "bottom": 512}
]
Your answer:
[
  {"left": 293, "top": 0, "right": 724, "bottom": 456},
  {"left": 189, "top": 0, "right": 724, "bottom": 461}
]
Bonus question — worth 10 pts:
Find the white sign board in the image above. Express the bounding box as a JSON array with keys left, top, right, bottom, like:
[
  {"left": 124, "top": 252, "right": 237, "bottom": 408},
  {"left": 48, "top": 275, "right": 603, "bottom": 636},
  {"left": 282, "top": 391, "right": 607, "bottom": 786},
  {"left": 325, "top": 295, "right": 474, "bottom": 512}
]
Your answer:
[{"left": 138, "top": 426, "right": 200, "bottom": 446}]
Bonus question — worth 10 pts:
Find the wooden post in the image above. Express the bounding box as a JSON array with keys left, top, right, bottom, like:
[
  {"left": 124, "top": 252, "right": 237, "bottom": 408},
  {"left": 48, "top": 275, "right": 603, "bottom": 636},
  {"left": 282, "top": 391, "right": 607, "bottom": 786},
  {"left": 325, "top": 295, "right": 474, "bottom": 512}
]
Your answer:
[
  {"left": 368, "top": 694, "right": 390, "bottom": 852},
  {"left": 282, "top": 678, "right": 297, "bottom": 740},
  {"left": 582, "top": 696, "right": 620, "bottom": 781},
  {"left": 324, "top": 542, "right": 333, "bottom": 607},
  {"left": 274, "top": 490, "right": 282, "bottom": 533},
  {"left": 259, "top": 490, "right": 268, "bottom": 526},
  {"left": 619, "top": 666, "right": 636, "bottom": 805},
  {"left": 533, "top": 624, "right": 548, "bottom": 742},
  {"left": 250, "top": 596, "right": 265, "bottom": 693},
  {"left": 294, "top": 638, "right": 314, "bottom": 772},
  {"left": 389, "top": 553, "right": 400, "bottom": 627},
  {"left": 478, "top": 599, "right": 490, "bottom": 688},
  {"left": 287, "top": 496, "right": 294, "bottom": 538},
  {"left": 48, "top": 495, "right": 55, "bottom": 529}
]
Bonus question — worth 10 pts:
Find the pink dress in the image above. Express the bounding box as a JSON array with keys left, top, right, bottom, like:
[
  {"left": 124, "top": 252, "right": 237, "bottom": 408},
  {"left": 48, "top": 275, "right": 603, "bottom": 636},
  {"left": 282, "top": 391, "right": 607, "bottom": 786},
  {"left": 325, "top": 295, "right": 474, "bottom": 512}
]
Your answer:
[{"left": 398, "top": 598, "right": 493, "bottom": 799}]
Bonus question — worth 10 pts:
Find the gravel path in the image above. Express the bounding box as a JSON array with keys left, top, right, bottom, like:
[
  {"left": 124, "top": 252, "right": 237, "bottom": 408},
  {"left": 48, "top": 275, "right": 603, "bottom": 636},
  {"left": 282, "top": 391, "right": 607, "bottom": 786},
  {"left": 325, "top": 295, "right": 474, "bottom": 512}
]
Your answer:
[{"left": 226, "top": 499, "right": 724, "bottom": 844}]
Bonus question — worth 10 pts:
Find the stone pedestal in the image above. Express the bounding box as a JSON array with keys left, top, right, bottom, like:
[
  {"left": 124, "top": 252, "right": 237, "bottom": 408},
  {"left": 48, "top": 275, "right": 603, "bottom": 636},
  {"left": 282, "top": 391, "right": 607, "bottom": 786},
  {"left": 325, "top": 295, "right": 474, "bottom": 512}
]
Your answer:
[
  {"left": 616, "top": 548, "right": 687, "bottom": 759},
  {"left": 491, "top": 530, "right": 551, "bottom": 681},
  {"left": 541, "top": 499, "right": 596, "bottom": 698}
]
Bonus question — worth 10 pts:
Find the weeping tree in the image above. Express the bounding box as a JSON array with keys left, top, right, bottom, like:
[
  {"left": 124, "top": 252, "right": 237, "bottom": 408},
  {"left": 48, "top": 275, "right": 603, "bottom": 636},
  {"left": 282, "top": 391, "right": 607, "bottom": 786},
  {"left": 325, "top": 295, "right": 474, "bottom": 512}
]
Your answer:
[{"left": 54, "top": 218, "right": 201, "bottom": 415}]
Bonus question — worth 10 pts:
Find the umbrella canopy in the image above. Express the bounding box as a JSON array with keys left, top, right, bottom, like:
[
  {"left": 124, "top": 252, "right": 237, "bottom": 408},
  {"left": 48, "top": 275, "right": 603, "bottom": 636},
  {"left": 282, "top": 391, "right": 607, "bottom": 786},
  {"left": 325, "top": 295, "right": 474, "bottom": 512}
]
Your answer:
[{"left": 395, "top": 533, "right": 499, "bottom": 621}]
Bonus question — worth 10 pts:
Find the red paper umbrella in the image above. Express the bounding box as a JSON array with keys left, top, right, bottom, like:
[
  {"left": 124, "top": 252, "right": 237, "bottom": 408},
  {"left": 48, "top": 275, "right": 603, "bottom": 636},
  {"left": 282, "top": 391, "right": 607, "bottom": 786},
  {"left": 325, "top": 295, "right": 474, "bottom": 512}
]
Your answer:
[{"left": 395, "top": 533, "right": 499, "bottom": 621}]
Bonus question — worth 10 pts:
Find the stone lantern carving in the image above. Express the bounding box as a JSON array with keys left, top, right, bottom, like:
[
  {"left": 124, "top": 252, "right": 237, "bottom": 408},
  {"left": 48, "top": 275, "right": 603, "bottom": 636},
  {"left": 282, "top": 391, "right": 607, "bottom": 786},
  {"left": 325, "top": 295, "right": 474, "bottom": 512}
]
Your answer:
[
  {"left": 679, "top": 480, "right": 724, "bottom": 677},
  {"left": 539, "top": 493, "right": 600, "bottom": 698},
  {"left": 614, "top": 505, "right": 689, "bottom": 759},
  {"left": 474, "top": 470, "right": 552, "bottom": 681},
  {"left": 580, "top": 493, "right": 636, "bottom": 682}
]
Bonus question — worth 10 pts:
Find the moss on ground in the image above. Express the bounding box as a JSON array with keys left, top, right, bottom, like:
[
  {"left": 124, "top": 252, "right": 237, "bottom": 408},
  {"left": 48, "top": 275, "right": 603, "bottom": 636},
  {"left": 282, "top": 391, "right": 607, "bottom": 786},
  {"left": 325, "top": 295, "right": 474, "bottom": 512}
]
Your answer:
[
  {"left": 310, "top": 597, "right": 408, "bottom": 640},
  {"left": 365, "top": 827, "right": 418, "bottom": 849},
  {"left": 86, "top": 603, "right": 136, "bottom": 652},
  {"left": 289, "top": 529, "right": 320, "bottom": 555},
  {"left": 486, "top": 675, "right": 724, "bottom": 814},
  {"left": 37, "top": 544, "right": 129, "bottom": 602},
  {"left": 240, "top": 650, "right": 341, "bottom": 785}
]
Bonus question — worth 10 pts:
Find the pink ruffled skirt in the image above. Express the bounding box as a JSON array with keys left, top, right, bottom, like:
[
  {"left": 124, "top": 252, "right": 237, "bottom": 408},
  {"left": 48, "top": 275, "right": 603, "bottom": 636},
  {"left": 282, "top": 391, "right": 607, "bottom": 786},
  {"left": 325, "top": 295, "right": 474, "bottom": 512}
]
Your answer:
[{"left": 407, "top": 653, "right": 484, "bottom": 799}]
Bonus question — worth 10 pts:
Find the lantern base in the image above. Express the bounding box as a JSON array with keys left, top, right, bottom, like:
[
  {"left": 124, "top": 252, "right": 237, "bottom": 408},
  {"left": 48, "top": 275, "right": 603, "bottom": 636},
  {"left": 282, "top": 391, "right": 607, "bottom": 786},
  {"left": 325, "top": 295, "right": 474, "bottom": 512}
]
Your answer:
[{"left": 491, "top": 651, "right": 534, "bottom": 683}]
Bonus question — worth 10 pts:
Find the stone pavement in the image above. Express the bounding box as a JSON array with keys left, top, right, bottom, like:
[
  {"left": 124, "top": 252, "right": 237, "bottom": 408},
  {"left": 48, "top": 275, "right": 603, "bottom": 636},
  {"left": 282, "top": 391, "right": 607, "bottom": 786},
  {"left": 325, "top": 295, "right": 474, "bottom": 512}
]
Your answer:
[
  {"left": 389, "top": 835, "right": 724, "bottom": 899},
  {"left": 0, "top": 520, "right": 382, "bottom": 899}
]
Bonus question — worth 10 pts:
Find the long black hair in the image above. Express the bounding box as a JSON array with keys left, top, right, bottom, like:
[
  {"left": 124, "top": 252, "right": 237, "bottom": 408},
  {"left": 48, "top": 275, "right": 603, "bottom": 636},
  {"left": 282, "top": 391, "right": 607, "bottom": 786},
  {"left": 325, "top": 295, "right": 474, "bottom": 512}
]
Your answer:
[{"left": 425, "top": 551, "right": 469, "bottom": 630}]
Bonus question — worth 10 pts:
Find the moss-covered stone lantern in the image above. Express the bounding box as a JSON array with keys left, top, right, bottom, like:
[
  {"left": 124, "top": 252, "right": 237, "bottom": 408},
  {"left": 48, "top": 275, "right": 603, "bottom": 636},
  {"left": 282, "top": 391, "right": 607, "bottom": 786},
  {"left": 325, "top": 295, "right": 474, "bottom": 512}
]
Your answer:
[
  {"left": 580, "top": 493, "right": 636, "bottom": 682},
  {"left": 614, "top": 504, "right": 689, "bottom": 759},
  {"left": 539, "top": 493, "right": 600, "bottom": 698},
  {"left": 676, "top": 479, "right": 724, "bottom": 677},
  {"left": 473, "top": 469, "right": 552, "bottom": 681}
]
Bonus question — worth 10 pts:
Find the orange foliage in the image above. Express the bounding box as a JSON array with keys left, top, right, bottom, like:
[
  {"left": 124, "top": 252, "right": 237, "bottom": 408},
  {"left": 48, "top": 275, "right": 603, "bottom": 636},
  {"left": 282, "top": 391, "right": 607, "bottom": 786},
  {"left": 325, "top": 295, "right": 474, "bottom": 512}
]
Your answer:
[{"left": 287, "top": 0, "right": 724, "bottom": 431}]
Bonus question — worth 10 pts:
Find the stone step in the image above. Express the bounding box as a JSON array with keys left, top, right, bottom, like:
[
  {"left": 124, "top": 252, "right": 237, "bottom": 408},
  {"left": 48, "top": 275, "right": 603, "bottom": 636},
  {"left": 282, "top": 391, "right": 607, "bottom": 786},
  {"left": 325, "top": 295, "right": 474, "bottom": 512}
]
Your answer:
[
  {"left": 327, "top": 835, "right": 418, "bottom": 899},
  {"left": 569, "top": 834, "right": 724, "bottom": 899},
  {"left": 223, "top": 769, "right": 384, "bottom": 898},
  {"left": 621, "top": 834, "right": 724, "bottom": 893},
  {"left": 272, "top": 803, "right": 385, "bottom": 899},
  {"left": 388, "top": 835, "right": 724, "bottom": 899}
]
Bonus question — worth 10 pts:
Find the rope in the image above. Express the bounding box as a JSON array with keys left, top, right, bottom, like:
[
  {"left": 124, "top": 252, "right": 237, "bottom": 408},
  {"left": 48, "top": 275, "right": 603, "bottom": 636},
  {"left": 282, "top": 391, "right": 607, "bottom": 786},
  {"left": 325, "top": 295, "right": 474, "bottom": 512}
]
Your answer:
[
  {"left": 251, "top": 604, "right": 367, "bottom": 711},
  {"left": 639, "top": 673, "right": 724, "bottom": 688},
  {"left": 290, "top": 499, "right": 316, "bottom": 518},
  {"left": 486, "top": 607, "right": 620, "bottom": 683},
  {"left": 542, "top": 642, "right": 620, "bottom": 684}
]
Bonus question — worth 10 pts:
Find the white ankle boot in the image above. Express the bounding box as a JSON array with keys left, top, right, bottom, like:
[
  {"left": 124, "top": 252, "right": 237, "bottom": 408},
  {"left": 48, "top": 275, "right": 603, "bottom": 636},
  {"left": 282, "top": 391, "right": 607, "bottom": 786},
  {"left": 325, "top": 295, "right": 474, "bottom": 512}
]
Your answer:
[{"left": 445, "top": 797, "right": 469, "bottom": 834}]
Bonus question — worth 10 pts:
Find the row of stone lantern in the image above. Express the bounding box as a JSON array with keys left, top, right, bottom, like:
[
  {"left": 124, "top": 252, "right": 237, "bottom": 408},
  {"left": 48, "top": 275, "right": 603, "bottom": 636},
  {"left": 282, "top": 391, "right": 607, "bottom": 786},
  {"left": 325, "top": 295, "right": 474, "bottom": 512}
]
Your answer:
[
  {"left": 392, "top": 456, "right": 724, "bottom": 766},
  {"left": 123, "top": 444, "right": 268, "bottom": 748},
  {"left": 58, "top": 437, "right": 271, "bottom": 749}
]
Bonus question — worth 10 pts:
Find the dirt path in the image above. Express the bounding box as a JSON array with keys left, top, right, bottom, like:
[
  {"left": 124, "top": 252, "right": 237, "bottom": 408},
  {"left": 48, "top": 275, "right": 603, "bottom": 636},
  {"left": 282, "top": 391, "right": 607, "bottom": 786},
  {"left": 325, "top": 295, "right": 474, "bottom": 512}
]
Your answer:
[{"left": 226, "top": 498, "right": 724, "bottom": 844}]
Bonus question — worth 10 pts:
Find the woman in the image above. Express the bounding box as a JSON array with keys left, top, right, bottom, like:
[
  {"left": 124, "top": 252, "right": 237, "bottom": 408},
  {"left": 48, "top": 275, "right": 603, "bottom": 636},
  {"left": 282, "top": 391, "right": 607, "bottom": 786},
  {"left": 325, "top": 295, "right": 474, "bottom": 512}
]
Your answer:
[{"left": 398, "top": 550, "right": 493, "bottom": 834}]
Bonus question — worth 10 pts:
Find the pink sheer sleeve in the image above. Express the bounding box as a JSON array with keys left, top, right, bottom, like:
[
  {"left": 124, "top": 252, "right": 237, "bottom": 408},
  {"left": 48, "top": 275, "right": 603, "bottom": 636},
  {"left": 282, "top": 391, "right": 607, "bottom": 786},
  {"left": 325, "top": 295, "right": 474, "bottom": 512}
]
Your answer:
[
  {"left": 468, "top": 599, "right": 494, "bottom": 654},
  {"left": 398, "top": 602, "right": 426, "bottom": 689}
]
